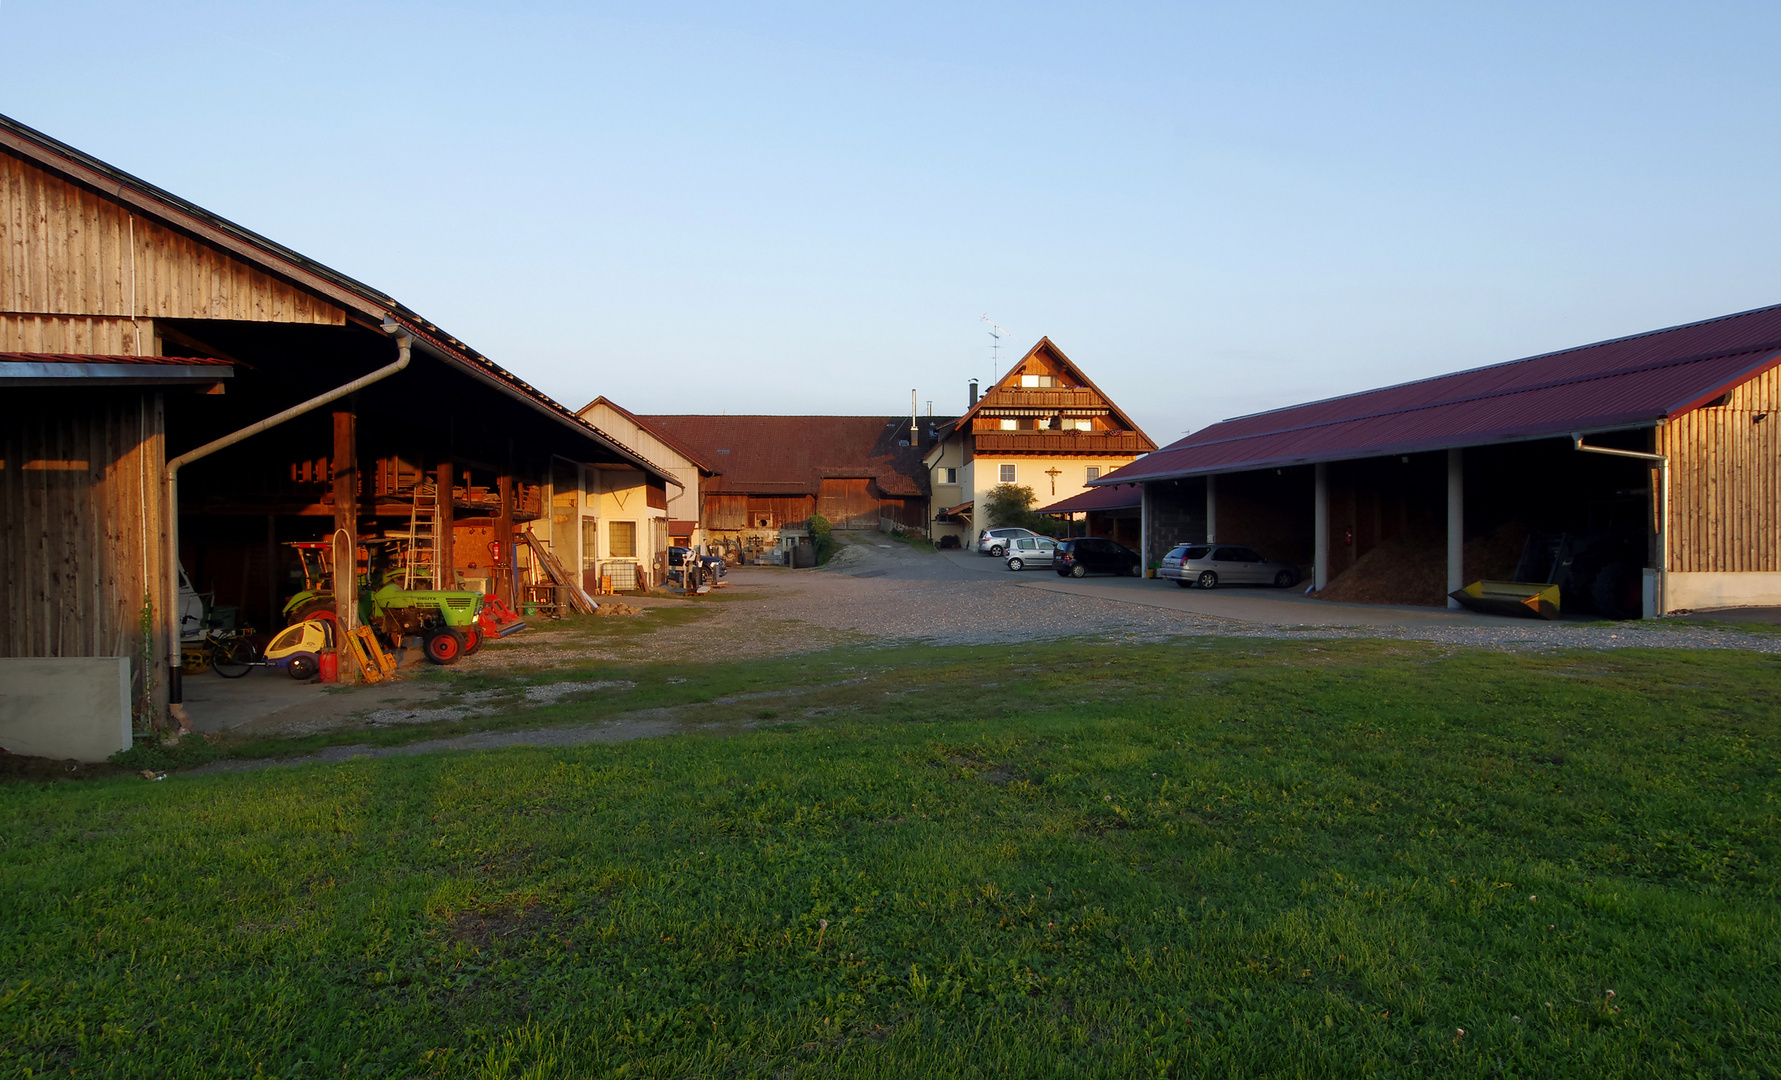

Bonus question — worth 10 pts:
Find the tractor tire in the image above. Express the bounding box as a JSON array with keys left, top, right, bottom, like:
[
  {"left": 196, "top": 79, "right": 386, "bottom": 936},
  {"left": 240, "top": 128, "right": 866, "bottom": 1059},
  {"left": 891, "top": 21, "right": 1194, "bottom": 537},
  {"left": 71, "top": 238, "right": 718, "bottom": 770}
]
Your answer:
[
  {"left": 462, "top": 628, "right": 483, "bottom": 655},
  {"left": 424, "top": 628, "right": 465, "bottom": 665},
  {"left": 288, "top": 598, "right": 336, "bottom": 627}
]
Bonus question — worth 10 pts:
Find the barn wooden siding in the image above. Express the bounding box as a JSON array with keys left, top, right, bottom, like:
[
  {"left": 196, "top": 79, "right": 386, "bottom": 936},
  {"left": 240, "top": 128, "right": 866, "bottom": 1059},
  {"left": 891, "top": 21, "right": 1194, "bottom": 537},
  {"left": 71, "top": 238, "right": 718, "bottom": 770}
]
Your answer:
[
  {"left": 1663, "top": 366, "right": 1781, "bottom": 573},
  {"left": 1, "top": 152, "right": 344, "bottom": 339},
  {"left": 0, "top": 389, "right": 168, "bottom": 725}
]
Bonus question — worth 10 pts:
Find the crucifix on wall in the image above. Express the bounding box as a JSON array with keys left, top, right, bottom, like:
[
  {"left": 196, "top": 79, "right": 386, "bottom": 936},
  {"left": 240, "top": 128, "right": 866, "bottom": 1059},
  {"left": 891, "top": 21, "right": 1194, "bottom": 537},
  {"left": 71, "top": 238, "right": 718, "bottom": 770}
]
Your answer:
[{"left": 1044, "top": 467, "right": 1062, "bottom": 495}]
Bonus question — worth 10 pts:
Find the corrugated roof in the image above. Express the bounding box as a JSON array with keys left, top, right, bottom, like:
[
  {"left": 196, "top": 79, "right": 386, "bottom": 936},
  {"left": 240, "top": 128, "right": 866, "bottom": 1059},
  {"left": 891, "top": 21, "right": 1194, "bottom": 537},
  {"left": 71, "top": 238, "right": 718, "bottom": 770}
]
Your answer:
[
  {"left": 639, "top": 415, "right": 953, "bottom": 498},
  {"left": 1037, "top": 483, "right": 1143, "bottom": 515},
  {"left": 1096, "top": 303, "right": 1781, "bottom": 484}
]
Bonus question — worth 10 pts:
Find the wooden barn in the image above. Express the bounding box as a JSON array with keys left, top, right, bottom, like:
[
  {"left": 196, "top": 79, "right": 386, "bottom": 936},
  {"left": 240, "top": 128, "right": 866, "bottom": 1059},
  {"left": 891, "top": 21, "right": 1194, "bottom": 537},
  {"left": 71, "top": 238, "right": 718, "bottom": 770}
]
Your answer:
[
  {"left": 635, "top": 414, "right": 942, "bottom": 561},
  {"left": 1096, "top": 304, "right": 1781, "bottom": 616},
  {"left": 0, "top": 113, "right": 679, "bottom": 748}
]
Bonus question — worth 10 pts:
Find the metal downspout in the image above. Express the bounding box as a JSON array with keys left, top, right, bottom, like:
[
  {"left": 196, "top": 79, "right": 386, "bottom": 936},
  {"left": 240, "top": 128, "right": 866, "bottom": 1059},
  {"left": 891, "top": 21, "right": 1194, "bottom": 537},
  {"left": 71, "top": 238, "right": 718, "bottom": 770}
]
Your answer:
[
  {"left": 161, "top": 326, "right": 412, "bottom": 732},
  {"left": 1572, "top": 432, "right": 1669, "bottom": 616}
]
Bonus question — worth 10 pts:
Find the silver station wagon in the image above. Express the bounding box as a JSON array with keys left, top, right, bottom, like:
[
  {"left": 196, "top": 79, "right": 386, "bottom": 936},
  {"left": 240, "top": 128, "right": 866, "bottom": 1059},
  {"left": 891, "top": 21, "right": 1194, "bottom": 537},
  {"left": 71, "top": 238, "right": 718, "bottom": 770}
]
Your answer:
[
  {"left": 1160, "top": 544, "right": 1300, "bottom": 589},
  {"left": 1003, "top": 535, "right": 1058, "bottom": 570}
]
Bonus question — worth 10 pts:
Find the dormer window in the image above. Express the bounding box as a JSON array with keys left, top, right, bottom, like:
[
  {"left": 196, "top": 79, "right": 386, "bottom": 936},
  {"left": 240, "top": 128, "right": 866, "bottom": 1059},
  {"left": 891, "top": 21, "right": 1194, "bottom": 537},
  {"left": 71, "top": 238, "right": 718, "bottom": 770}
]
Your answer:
[{"left": 1019, "top": 374, "right": 1056, "bottom": 388}]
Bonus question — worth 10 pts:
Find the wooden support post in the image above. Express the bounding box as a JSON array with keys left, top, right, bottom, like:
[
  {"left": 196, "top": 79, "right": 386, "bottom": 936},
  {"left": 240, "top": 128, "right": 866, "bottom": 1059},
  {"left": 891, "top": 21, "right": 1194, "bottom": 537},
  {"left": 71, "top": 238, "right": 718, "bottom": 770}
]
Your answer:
[
  {"left": 436, "top": 461, "right": 455, "bottom": 589},
  {"left": 332, "top": 411, "right": 359, "bottom": 669},
  {"left": 497, "top": 474, "right": 515, "bottom": 610}
]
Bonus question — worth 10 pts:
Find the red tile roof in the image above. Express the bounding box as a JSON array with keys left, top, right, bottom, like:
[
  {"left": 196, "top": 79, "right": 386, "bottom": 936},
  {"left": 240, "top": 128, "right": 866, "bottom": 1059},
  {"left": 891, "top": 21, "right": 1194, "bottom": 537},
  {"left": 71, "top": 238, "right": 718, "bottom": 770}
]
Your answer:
[
  {"left": 1037, "top": 483, "right": 1143, "bottom": 515},
  {"left": 638, "top": 415, "right": 952, "bottom": 498},
  {"left": 1097, "top": 303, "right": 1781, "bottom": 484}
]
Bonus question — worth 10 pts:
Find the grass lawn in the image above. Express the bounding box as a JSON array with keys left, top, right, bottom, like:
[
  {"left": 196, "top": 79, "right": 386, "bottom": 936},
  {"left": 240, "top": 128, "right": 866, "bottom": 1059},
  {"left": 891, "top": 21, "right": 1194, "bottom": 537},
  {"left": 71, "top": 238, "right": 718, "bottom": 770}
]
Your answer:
[{"left": 2, "top": 638, "right": 1778, "bottom": 1078}]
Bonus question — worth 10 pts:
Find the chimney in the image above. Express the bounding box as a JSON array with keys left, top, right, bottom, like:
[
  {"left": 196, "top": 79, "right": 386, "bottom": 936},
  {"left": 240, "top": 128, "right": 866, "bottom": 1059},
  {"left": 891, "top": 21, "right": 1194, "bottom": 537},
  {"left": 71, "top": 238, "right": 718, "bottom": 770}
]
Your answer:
[{"left": 968, "top": 379, "right": 979, "bottom": 407}]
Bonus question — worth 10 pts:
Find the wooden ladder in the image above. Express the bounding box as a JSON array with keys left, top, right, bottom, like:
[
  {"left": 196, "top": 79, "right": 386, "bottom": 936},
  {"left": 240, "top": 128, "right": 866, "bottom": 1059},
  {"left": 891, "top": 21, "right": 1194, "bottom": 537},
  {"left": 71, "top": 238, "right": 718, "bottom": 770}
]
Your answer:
[{"left": 402, "top": 482, "right": 440, "bottom": 589}]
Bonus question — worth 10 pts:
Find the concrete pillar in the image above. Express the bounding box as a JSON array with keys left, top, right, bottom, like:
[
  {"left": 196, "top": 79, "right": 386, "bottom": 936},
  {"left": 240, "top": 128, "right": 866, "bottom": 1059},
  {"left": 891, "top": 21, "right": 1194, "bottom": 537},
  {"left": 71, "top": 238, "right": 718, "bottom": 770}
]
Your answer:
[
  {"left": 1313, "top": 463, "right": 1329, "bottom": 590},
  {"left": 1205, "top": 474, "right": 1218, "bottom": 543},
  {"left": 1447, "top": 448, "right": 1464, "bottom": 608},
  {"left": 1139, "top": 482, "right": 1152, "bottom": 577}
]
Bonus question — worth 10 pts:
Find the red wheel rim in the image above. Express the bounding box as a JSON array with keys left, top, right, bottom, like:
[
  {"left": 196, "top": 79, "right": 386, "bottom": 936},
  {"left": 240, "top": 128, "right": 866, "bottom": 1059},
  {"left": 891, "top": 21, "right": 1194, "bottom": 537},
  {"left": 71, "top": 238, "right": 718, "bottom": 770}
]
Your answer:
[{"left": 426, "top": 633, "right": 460, "bottom": 662}]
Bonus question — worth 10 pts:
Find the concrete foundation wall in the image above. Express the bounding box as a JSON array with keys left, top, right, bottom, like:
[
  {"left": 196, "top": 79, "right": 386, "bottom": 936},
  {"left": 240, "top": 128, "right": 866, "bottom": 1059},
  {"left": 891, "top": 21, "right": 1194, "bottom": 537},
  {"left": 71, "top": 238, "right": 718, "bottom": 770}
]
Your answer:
[
  {"left": 0, "top": 656, "right": 131, "bottom": 762},
  {"left": 1665, "top": 572, "right": 1781, "bottom": 612}
]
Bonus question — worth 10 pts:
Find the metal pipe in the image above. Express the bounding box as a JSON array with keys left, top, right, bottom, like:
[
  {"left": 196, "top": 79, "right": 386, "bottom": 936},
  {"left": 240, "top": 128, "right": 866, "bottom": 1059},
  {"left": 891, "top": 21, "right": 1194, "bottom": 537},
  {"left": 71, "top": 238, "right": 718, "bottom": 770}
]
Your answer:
[
  {"left": 160, "top": 326, "right": 412, "bottom": 730},
  {"left": 1572, "top": 432, "right": 1669, "bottom": 616}
]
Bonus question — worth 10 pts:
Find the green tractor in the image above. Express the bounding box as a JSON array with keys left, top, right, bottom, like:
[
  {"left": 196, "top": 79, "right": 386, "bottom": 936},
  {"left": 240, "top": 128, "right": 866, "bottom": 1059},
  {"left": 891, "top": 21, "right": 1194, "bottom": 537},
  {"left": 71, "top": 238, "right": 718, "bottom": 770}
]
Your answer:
[{"left": 282, "top": 541, "right": 485, "bottom": 664}]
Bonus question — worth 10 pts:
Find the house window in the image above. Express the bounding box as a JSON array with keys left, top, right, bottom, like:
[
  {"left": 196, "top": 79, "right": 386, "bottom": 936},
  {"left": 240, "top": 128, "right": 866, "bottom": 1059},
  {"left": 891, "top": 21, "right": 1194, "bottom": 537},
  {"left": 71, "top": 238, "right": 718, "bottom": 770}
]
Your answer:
[
  {"left": 1085, "top": 466, "right": 1100, "bottom": 482},
  {"left": 999, "top": 464, "right": 1016, "bottom": 483},
  {"left": 937, "top": 467, "right": 957, "bottom": 485},
  {"left": 999, "top": 418, "right": 1018, "bottom": 431},
  {"left": 609, "top": 520, "right": 637, "bottom": 558},
  {"left": 1075, "top": 419, "right": 1093, "bottom": 431},
  {"left": 1019, "top": 374, "right": 1055, "bottom": 388}
]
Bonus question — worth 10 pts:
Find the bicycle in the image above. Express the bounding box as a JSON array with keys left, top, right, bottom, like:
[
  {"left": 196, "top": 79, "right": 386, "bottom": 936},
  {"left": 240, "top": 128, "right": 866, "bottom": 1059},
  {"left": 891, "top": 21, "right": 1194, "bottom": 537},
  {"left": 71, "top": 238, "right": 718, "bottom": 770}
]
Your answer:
[{"left": 179, "top": 627, "right": 261, "bottom": 679}]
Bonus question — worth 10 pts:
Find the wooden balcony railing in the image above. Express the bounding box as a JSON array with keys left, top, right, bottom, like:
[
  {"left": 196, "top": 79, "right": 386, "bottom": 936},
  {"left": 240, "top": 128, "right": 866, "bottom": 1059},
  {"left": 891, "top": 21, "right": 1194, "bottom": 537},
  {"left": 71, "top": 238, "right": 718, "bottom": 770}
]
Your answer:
[{"left": 973, "top": 431, "right": 1150, "bottom": 454}]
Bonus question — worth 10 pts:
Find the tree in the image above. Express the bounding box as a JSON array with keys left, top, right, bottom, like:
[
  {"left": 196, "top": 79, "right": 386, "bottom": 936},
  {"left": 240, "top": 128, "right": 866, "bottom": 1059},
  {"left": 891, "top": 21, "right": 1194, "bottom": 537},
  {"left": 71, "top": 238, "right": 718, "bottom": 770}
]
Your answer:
[
  {"left": 983, "top": 484, "right": 1065, "bottom": 536},
  {"left": 984, "top": 484, "right": 1036, "bottom": 527}
]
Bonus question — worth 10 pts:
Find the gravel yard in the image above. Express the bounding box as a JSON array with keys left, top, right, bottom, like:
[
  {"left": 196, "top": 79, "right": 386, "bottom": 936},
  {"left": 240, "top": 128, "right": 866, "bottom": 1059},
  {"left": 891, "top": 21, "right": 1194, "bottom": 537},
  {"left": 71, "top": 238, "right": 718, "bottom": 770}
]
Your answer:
[{"left": 466, "top": 535, "right": 1781, "bottom": 664}]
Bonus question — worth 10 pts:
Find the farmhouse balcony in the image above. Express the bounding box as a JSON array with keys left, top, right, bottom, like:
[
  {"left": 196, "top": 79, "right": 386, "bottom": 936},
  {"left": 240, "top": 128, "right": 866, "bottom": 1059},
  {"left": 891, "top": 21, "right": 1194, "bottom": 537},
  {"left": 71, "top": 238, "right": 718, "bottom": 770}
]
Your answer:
[{"left": 972, "top": 431, "right": 1150, "bottom": 454}]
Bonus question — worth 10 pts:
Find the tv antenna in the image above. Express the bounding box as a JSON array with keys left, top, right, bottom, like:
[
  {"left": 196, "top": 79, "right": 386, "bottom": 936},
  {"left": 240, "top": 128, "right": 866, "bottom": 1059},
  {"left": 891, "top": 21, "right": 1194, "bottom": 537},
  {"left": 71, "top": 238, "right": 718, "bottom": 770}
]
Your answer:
[{"left": 980, "top": 314, "right": 1013, "bottom": 380}]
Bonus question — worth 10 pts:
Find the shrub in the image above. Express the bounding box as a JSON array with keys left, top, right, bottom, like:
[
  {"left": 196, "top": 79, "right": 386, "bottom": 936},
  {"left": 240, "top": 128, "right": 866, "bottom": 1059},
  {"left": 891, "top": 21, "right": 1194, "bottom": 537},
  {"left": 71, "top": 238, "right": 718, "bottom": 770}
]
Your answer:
[{"left": 808, "top": 513, "right": 834, "bottom": 565}]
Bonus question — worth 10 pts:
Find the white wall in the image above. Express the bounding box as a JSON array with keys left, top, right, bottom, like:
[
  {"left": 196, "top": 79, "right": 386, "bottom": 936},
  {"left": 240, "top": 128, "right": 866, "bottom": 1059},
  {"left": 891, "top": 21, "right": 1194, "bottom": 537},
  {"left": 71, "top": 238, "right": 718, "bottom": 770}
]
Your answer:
[{"left": 0, "top": 657, "right": 131, "bottom": 761}]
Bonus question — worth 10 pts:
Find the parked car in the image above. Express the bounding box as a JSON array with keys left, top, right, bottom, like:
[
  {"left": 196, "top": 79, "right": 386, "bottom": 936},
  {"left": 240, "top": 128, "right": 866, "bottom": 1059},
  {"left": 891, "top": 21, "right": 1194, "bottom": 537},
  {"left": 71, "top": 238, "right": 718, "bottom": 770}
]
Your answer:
[
  {"left": 1004, "top": 535, "right": 1058, "bottom": 570},
  {"left": 977, "top": 527, "right": 1038, "bottom": 557},
  {"left": 1054, "top": 537, "right": 1141, "bottom": 578},
  {"left": 1160, "top": 543, "right": 1299, "bottom": 589}
]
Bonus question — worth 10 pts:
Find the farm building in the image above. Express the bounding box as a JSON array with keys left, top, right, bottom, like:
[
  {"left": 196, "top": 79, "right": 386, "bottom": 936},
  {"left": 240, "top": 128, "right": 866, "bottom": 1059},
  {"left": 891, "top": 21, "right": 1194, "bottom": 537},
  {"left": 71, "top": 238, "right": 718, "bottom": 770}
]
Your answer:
[
  {"left": 575, "top": 397, "right": 714, "bottom": 550},
  {"left": 0, "top": 113, "right": 681, "bottom": 755},
  {"left": 1036, "top": 482, "right": 1143, "bottom": 548},
  {"left": 1093, "top": 304, "right": 1781, "bottom": 617},
  {"left": 634, "top": 414, "right": 945, "bottom": 562},
  {"left": 925, "top": 338, "right": 1155, "bottom": 546}
]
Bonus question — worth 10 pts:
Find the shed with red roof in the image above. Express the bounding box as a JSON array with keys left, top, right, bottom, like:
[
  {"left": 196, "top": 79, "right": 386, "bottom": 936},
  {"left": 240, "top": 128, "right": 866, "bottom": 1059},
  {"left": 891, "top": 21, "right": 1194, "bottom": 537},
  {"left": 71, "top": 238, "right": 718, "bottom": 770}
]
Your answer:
[{"left": 1092, "top": 304, "right": 1781, "bottom": 616}]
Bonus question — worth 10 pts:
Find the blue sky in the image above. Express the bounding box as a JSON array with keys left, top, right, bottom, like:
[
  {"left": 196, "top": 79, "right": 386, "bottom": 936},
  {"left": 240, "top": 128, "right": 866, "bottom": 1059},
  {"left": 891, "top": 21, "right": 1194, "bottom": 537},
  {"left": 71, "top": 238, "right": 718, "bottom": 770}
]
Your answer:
[{"left": 5, "top": 2, "right": 1780, "bottom": 441}]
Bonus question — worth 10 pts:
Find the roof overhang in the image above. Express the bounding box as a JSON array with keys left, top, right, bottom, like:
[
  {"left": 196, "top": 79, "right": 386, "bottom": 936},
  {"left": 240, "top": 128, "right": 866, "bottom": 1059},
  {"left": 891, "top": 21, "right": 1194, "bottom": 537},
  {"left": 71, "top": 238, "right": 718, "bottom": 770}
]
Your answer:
[{"left": 0, "top": 355, "right": 233, "bottom": 388}]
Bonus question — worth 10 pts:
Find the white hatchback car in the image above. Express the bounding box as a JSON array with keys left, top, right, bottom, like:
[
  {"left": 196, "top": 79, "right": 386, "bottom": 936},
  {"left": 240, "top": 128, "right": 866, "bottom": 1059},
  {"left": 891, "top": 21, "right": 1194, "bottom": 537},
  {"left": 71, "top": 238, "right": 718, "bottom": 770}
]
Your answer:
[
  {"left": 976, "top": 527, "right": 1038, "bottom": 557},
  {"left": 1004, "top": 535, "right": 1058, "bottom": 570}
]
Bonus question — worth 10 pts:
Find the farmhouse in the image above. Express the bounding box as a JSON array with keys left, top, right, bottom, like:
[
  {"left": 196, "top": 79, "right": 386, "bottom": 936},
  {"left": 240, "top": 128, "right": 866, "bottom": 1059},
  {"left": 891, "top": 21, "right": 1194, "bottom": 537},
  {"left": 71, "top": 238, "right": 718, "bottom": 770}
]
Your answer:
[
  {"left": 1094, "top": 305, "right": 1781, "bottom": 616},
  {"left": 0, "top": 114, "right": 681, "bottom": 754},
  {"left": 925, "top": 338, "right": 1155, "bottom": 546}
]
